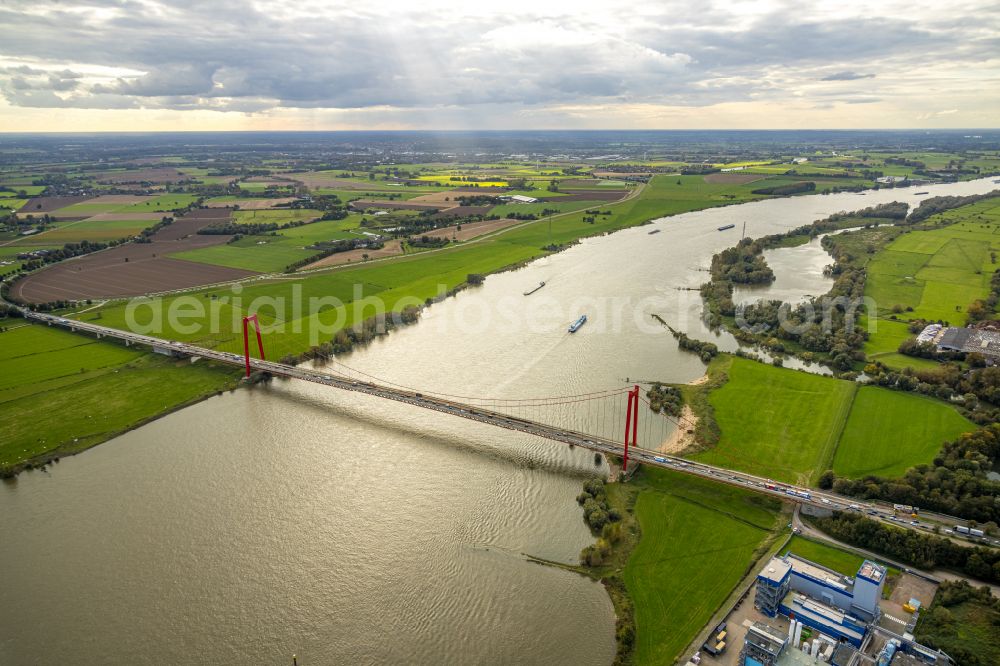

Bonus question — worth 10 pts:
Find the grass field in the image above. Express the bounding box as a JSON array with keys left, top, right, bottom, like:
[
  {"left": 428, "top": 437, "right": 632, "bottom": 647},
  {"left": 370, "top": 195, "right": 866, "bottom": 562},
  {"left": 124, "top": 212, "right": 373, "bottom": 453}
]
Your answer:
[
  {"left": 692, "top": 355, "right": 971, "bottom": 483},
  {"left": 692, "top": 356, "right": 857, "bottom": 485},
  {"left": 232, "top": 208, "right": 322, "bottom": 224},
  {"left": 0, "top": 323, "right": 238, "bottom": 471},
  {"left": 624, "top": 467, "right": 782, "bottom": 665},
  {"left": 0, "top": 197, "right": 27, "bottom": 211},
  {"left": 864, "top": 199, "right": 1000, "bottom": 361},
  {"left": 487, "top": 200, "right": 604, "bottom": 217},
  {"left": 782, "top": 536, "right": 900, "bottom": 577},
  {"left": 172, "top": 215, "right": 363, "bottom": 273},
  {"left": 832, "top": 386, "right": 973, "bottom": 477}
]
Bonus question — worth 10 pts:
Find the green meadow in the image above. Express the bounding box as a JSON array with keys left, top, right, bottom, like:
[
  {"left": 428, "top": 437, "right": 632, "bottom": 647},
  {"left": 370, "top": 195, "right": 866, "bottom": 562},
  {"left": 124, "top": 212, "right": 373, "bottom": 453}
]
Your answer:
[
  {"left": 692, "top": 355, "right": 973, "bottom": 484},
  {"left": 0, "top": 324, "right": 238, "bottom": 471},
  {"left": 864, "top": 198, "right": 1000, "bottom": 361},
  {"left": 693, "top": 356, "right": 857, "bottom": 485},
  {"left": 171, "top": 215, "right": 364, "bottom": 273},
  {"left": 782, "top": 536, "right": 900, "bottom": 578},
  {"left": 625, "top": 467, "right": 782, "bottom": 665},
  {"left": 833, "top": 386, "right": 973, "bottom": 477}
]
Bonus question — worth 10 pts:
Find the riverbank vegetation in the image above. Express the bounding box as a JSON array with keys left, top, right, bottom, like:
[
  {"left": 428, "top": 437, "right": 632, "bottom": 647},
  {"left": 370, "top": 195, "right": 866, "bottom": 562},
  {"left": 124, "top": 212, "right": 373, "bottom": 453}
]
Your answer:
[
  {"left": 567, "top": 477, "right": 640, "bottom": 665},
  {"left": 700, "top": 204, "right": 909, "bottom": 369}
]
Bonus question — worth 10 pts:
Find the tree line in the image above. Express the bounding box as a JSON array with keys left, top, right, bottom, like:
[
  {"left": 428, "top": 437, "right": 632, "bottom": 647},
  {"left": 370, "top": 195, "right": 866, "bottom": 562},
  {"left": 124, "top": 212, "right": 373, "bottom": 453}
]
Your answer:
[
  {"left": 819, "top": 423, "right": 1000, "bottom": 524},
  {"left": 812, "top": 512, "right": 1000, "bottom": 583}
]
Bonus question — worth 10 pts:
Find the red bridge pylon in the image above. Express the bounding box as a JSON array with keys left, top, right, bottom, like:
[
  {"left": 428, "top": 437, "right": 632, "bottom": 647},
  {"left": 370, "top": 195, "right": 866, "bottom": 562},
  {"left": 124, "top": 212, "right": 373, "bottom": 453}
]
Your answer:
[
  {"left": 622, "top": 384, "right": 639, "bottom": 473},
  {"left": 242, "top": 314, "right": 265, "bottom": 378}
]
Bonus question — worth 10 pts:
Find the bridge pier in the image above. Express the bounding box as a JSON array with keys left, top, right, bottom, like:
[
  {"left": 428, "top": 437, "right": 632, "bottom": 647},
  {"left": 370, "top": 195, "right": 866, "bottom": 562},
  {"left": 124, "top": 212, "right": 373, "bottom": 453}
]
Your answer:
[
  {"left": 242, "top": 314, "right": 265, "bottom": 378},
  {"left": 622, "top": 384, "right": 639, "bottom": 474}
]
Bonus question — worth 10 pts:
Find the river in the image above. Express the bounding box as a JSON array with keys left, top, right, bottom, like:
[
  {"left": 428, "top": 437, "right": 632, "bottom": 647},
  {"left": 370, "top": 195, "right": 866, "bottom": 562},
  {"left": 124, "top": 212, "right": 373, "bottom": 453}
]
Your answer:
[{"left": 2, "top": 179, "right": 997, "bottom": 665}]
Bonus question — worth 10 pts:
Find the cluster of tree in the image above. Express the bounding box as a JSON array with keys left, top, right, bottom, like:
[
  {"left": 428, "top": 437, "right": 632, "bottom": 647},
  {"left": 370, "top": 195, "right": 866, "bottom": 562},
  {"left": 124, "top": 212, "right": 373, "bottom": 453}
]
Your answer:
[
  {"left": 2, "top": 212, "right": 55, "bottom": 231},
  {"left": 275, "top": 307, "right": 423, "bottom": 366},
  {"left": 577, "top": 479, "right": 621, "bottom": 530},
  {"left": 646, "top": 383, "right": 683, "bottom": 417},
  {"left": 914, "top": 580, "right": 1000, "bottom": 666},
  {"left": 455, "top": 195, "right": 503, "bottom": 206},
  {"left": 896, "top": 338, "right": 960, "bottom": 361},
  {"left": 885, "top": 157, "right": 927, "bottom": 168},
  {"left": 859, "top": 357, "right": 1000, "bottom": 424},
  {"left": 134, "top": 216, "right": 173, "bottom": 243},
  {"left": 0, "top": 303, "right": 24, "bottom": 319},
  {"left": 29, "top": 172, "right": 88, "bottom": 194},
  {"left": 671, "top": 328, "right": 720, "bottom": 363},
  {"left": 853, "top": 201, "right": 910, "bottom": 219},
  {"left": 966, "top": 269, "right": 1000, "bottom": 325},
  {"left": 13, "top": 239, "right": 119, "bottom": 273},
  {"left": 813, "top": 512, "right": 1000, "bottom": 583},
  {"left": 285, "top": 238, "right": 384, "bottom": 272},
  {"left": 407, "top": 235, "right": 450, "bottom": 249},
  {"left": 820, "top": 424, "right": 1000, "bottom": 523},
  {"left": 679, "top": 165, "right": 721, "bottom": 175},
  {"left": 23, "top": 299, "right": 76, "bottom": 311},
  {"left": 200, "top": 222, "right": 280, "bottom": 236},
  {"left": 785, "top": 169, "right": 858, "bottom": 180},
  {"left": 709, "top": 238, "right": 775, "bottom": 285},
  {"left": 907, "top": 190, "right": 1000, "bottom": 225},
  {"left": 751, "top": 181, "right": 816, "bottom": 196}
]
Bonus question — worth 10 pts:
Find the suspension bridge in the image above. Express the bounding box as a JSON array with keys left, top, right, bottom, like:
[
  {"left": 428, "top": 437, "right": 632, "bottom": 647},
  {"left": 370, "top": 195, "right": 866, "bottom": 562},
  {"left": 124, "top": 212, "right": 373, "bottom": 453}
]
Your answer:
[{"left": 20, "top": 309, "right": 988, "bottom": 539}]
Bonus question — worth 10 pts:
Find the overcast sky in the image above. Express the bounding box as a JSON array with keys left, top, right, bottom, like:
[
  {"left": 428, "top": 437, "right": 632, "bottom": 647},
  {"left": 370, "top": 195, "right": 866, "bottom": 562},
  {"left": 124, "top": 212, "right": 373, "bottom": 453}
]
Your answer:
[{"left": 1, "top": 0, "right": 998, "bottom": 131}]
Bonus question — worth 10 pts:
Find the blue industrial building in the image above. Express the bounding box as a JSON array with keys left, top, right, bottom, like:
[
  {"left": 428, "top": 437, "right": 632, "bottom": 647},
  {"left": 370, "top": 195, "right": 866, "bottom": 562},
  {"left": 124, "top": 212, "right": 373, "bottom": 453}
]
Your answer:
[{"left": 754, "top": 553, "right": 886, "bottom": 648}]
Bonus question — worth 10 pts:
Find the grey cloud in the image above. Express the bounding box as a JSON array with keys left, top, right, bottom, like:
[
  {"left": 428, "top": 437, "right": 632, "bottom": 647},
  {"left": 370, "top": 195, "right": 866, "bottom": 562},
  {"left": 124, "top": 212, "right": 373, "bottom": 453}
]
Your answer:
[
  {"left": 821, "top": 71, "right": 876, "bottom": 81},
  {"left": 0, "top": 0, "right": 996, "bottom": 116}
]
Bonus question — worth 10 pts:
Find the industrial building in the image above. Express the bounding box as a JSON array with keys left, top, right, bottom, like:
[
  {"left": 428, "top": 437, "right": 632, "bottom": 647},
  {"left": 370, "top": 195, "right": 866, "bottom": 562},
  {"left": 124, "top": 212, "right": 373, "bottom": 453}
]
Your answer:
[
  {"left": 755, "top": 554, "right": 884, "bottom": 646},
  {"left": 935, "top": 325, "right": 1000, "bottom": 359},
  {"left": 747, "top": 553, "right": 952, "bottom": 666},
  {"left": 739, "top": 622, "right": 786, "bottom": 666}
]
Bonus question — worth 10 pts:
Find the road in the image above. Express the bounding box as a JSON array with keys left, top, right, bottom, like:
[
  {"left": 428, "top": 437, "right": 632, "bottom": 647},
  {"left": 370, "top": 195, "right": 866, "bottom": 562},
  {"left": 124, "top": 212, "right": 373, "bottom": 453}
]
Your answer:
[
  {"left": 20, "top": 308, "right": 999, "bottom": 549},
  {"left": 792, "top": 505, "right": 1000, "bottom": 595}
]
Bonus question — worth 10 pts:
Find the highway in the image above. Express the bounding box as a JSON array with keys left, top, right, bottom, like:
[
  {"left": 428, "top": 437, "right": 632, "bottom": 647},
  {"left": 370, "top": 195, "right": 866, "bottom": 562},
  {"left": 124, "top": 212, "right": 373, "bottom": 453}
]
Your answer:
[{"left": 23, "top": 309, "right": 999, "bottom": 549}]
